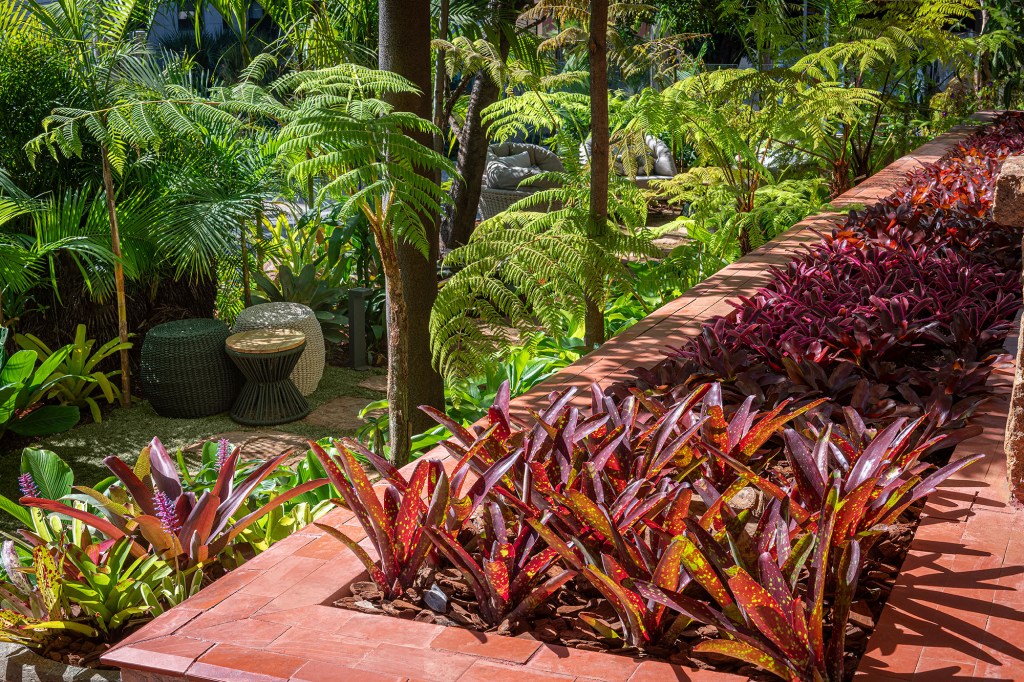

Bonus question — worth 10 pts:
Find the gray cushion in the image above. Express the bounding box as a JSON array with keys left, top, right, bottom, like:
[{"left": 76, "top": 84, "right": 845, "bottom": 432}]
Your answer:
[
  {"left": 484, "top": 143, "right": 564, "bottom": 190},
  {"left": 579, "top": 135, "right": 677, "bottom": 178},
  {"left": 500, "top": 151, "right": 532, "bottom": 169}
]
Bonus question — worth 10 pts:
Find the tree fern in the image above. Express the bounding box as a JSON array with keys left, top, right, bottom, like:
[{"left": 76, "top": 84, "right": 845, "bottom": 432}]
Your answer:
[{"left": 431, "top": 173, "right": 654, "bottom": 381}]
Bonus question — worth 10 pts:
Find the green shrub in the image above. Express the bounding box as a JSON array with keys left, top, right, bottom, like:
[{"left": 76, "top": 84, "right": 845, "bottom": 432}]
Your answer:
[{"left": 0, "top": 31, "right": 81, "bottom": 193}]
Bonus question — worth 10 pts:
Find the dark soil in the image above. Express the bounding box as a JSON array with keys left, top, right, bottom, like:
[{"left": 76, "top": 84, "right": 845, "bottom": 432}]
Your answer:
[{"left": 335, "top": 500, "right": 925, "bottom": 681}]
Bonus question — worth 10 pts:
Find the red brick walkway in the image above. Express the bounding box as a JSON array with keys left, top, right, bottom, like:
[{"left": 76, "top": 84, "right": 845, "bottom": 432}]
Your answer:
[
  {"left": 856, "top": 367, "right": 1024, "bottom": 680},
  {"left": 101, "top": 120, "right": 1024, "bottom": 682}
]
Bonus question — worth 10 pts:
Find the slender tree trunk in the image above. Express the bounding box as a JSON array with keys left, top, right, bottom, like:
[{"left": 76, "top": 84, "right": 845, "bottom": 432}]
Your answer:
[
  {"left": 585, "top": 0, "right": 609, "bottom": 349},
  {"left": 379, "top": 0, "right": 445, "bottom": 464},
  {"left": 241, "top": 216, "right": 253, "bottom": 307},
  {"left": 442, "top": 74, "right": 500, "bottom": 249},
  {"left": 432, "top": 0, "right": 450, "bottom": 155},
  {"left": 441, "top": 0, "right": 512, "bottom": 251},
  {"left": 100, "top": 145, "right": 131, "bottom": 407},
  {"left": 378, "top": 228, "right": 412, "bottom": 466}
]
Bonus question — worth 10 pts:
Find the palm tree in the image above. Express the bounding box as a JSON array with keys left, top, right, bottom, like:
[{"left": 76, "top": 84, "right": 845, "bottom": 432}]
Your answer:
[{"left": 3, "top": 0, "right": 162, "bottom": 406}]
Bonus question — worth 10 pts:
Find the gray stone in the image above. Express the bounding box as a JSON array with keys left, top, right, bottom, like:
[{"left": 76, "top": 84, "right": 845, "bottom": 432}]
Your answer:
[
  {"left": 0, "top": 642, "right": 120, "bottom": 682},
  {"left": 994, "top": 155, "right": 1024, "bottom": 227},
  {"left": 423, "top": 584, "right": 449, "bottom": 613}
]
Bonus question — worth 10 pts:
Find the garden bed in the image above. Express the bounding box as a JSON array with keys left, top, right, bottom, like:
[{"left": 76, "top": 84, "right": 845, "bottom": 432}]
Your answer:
[{"left": 95, "top": 117, "right": 1022, "bottom": 682}]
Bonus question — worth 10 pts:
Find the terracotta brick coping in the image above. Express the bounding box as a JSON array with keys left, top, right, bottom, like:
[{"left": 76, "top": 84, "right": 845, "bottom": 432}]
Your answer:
[{"left": 103, "top": 119, "right": 1010, "bottom": 682}]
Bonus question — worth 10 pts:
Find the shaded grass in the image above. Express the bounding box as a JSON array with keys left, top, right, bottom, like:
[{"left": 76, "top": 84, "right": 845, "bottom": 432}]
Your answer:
[{"left": 0, "top": 366, "right": 384, "bottom": 531}]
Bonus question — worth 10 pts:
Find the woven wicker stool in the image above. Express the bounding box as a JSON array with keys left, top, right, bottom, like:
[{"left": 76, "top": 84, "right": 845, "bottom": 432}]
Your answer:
[
  {"left": 232, "top": 302, "right": 325, "bottom": 395},
  {"left": 225, "top": 329, "right": 310, "bottom": 426},
  {"left": 141, "top": 319, "right": 241, "bottom": 418}
]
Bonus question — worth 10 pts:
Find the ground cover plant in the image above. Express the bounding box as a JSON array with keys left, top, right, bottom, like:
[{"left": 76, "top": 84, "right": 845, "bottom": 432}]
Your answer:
[{"left": 318, "top": 113, "right": 1024, "bottom": 681}]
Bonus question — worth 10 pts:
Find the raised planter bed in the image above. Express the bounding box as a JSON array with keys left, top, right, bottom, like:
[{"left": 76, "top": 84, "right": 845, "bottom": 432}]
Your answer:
[{"left": 101, "top": 115, "right": 1024, "bottom": 682}]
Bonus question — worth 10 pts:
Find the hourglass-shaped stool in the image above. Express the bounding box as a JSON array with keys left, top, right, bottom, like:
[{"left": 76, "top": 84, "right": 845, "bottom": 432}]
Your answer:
[{"left": 225, "top": 329, "right": 310, "bottom": 426}]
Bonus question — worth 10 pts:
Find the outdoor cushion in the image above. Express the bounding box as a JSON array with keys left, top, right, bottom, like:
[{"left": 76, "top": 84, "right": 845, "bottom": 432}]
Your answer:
[
  {"left": 579, "top": 134, "right": 677, "bottom": 179},
  {"left": 484, "top": 142, "right": 565, "bottom": 191},
  {"left": 500, "top": 151, "right": 533, "bottom": 169}
]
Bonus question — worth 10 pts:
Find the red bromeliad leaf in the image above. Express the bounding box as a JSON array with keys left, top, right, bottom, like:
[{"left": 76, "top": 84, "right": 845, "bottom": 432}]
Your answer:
[
  {"left": 315, "top": 523, "right": 388, "bottom": 588},
  {"left": 783, "top": 428, "right": 825, "bottom": 507},
  {"left": 563, "top": 489, "right": 616, "bottom": 540},
  {"left": 910, "top": 453, "right": 985, "bottom": 503},
  {"left": 713, "top": 449, "right": 811, "bottom": 524},
  {"left": 144, "top": 438, "right": 184, "bottom": 500},
  {"left": 400, "top": 470, "right": 451, "bottom": 588},
  {"left": 484, "top": 556, "right": 511, "bottom": 602},
  {"left": 212, "top": 479, "right": 330, "bottom": 556},
  {"left": 756, "top": 552, "right": 795, "bottom": 622},
  {"left": 102, "top": 457, "right": 156, "bottom": 515},
  {"left": 664, "top": 488, "right": 692, "bottom": 538},
  {"left": 809, "top": 482, "right": 839, "bottom": 660},
  {"left": 832, "top": 477, "right": 876, "bottom": 546},
  {"left": 508, "top": 547, "right": 559, "bottom": 599},
  {"left": 135, "top": 515, "right": 184, "bottom": 558},
  {"left": 704, "top": 385, "right": 730, "bottom": 454},
  {"left": 737, "top": 399, "right": 828, "bottom": 460},
  {"left": 693, "top": 639, "right": 796, "bottom": 681},
  {"left": 728, "top": 569, "right": 810, "bottom": 668},
  {"left": 676, "top": 535, "right": 734, "bottom": 611},
  {"left": 699, "top": 477, "right": 748, "bottom": 530},
  {"left": 583, "top": 564, "right": 648, "bottom": 644},
  {"left": 20, "top": 498, "right": 148, "bottom": 557},
  {"left": 393, "top": 461, "right": 431, "bottom": 561},
  {"left": 526, "top": 518, "right": 583, "bottom": 571},
  {"left": 846, "top": 419, "right": 906, "bottom": 490},
  {"left": 420, "top": 404, "right": 476, "bottom": 446},
  {"left": 506, "top": 569, "right": 576, "bottom": 623},
  {"left": 781, "top": 533, "right": 815, "bottom": 589},
  {"left": 179, "top": 491, "right": 219, "bottom": 548},
  {"left": 311, "top": 441, "right": 400, "bottom": 582}
]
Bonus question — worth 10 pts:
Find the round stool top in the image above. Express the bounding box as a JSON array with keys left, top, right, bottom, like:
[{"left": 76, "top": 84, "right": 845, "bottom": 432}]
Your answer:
[
  {"left": 235, "top": 302, "right": 316, "bottom": 326},
  {"left": 226, "top": 329, "right": 306, "bottom": 354},
  {"left": 148, "top": 318, "right": 229, "bottom": 341}
]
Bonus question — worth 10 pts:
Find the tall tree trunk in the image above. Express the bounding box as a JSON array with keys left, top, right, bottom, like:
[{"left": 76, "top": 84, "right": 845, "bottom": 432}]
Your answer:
[
  {"left": 378, "top": 226, "right": 412, "bottom": 466},
  {"left": 101, "top": 146, "right": 131, "bottom": 407},
  {"left": 442, "top": 74, "right": 500, "bottom": 249},
  {"left": 585, "top": 0, "right": 609, "bottom": 349},
  {"left": 432, "top": 0, "right": 451, "bottom": 155},
  {"left": 379, "top": 0, "right": 445, "bottom": 465},
  {"left": 441, "top": 0, "right": 512, "bottom": 251}
]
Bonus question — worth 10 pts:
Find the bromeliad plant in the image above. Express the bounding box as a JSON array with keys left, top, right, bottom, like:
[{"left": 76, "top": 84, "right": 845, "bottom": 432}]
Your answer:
[
  {"left": 0, "top": 328, "right": 80, "bottom": 439},
  {"left": 22, "top": 438, "right": 329, "bottom": 568},
  {"left": 294, "top": 114, "right": 1016, "bottom": 681},
  {"left": 15, "top": 324, "right": 131, "bottom": 423}
]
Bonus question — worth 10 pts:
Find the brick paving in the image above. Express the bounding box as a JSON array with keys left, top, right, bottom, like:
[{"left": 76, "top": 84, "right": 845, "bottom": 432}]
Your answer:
[{"left": 102, "top": 121, "right": 1024, "bottom": 681}]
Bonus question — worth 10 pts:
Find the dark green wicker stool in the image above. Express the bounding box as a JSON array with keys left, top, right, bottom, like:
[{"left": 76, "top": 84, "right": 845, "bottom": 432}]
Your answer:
[
  {"left": 225, "top": 329, "right": 310, "bottom": 426},
  {"left": 140, "top": 319, "right": 241, "bottom": 418}
]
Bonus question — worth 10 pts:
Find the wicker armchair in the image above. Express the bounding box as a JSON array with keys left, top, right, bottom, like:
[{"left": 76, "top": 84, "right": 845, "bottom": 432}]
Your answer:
[{"left": 478, "top": 142, "right": 564, "bottom": 220}]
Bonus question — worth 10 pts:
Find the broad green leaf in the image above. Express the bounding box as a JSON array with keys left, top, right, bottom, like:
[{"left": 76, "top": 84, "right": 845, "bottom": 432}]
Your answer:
[
  {"left": 21, "top": 448, "right": 74, "bottom": 500},
  {"left": 10, "top": 406, "right": 80, "bottom": 437}
]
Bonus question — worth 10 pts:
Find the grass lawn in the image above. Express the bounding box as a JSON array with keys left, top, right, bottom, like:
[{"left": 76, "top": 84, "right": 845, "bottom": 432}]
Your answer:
[{"left": 0, "top": 366, "right": 384, "bottom": 530}]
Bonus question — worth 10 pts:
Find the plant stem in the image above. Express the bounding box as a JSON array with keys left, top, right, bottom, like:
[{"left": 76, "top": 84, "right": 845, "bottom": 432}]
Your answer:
[{"left": 101, "top": 145, "right": 131, "bottom": 407}]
